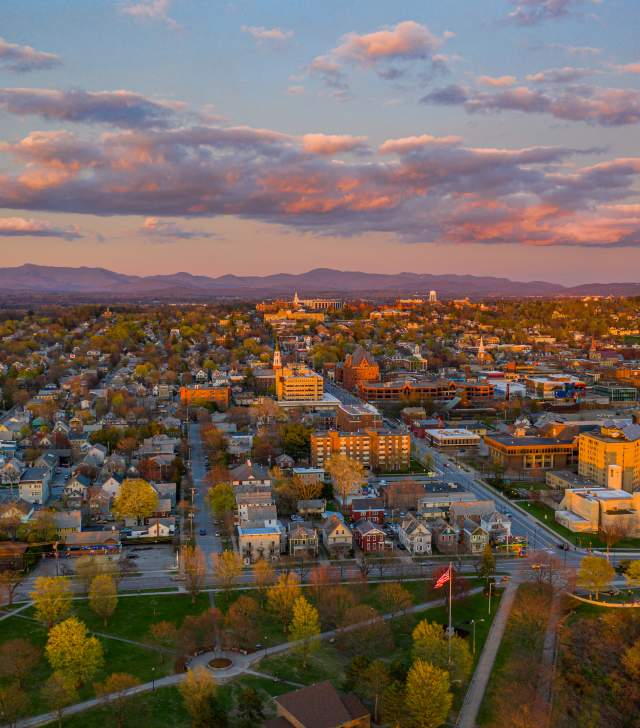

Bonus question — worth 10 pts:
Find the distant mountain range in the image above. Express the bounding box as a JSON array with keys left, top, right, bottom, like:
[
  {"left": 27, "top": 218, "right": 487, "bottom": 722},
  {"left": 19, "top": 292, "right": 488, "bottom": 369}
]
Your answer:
[{"left": 1, "top": 264, "right": 639, "bottom": 299}]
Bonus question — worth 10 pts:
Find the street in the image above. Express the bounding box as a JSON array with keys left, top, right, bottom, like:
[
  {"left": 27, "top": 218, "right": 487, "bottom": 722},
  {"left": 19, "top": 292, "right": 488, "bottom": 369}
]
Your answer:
[{"left": 188, "top": 422, "right": 222, "bottom": 569}]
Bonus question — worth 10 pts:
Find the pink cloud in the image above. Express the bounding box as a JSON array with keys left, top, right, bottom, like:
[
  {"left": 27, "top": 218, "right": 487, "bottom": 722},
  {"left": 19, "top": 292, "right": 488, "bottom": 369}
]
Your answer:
[
  {"left": 1, "top": 115, "right": 639, "bottom": 249},
  {"left": 302, "top": 133, "right": 368, "bottom": 155},
  {"left": 379, "top": 134, "right": 462, "bottom": 154},
  {"left": 477, "top": 75, "right": 517, "bottom": 88},
  {"left": 0, "top": 216, "right": 81, "bottom": 240},
  {"left": 120, "top": 0, "right": 179, "bottom": 30},
  {"left": 241, "top": 26, "right": 293, "bottom": 46},
  {"left": 309, "top": 20, "right": 450, "bottom": 93},
  {"left": 0, "top": 37, "right": 60, "bottom": 73}
]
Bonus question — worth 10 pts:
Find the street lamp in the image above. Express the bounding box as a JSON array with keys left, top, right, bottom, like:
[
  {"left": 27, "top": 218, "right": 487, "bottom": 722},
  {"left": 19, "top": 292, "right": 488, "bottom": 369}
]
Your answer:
[
  {"left": 151, "top": 666, "right": 156, "bottom": 692},
  {"left": 488, "top": 580, "right": 494, "bottom": 615},
  {"left": 470, "top": 618, "right": 485, "bottom": 655}
]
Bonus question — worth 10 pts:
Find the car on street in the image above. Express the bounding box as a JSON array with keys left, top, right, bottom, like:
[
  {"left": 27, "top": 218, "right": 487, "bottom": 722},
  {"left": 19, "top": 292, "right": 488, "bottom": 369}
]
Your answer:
[{"left": 199, "top": 528, "right": 207, "bottom": 536}]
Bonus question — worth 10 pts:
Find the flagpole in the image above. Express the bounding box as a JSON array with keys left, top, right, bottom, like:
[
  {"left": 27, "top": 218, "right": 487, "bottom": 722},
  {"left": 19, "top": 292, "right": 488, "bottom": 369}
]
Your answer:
[{"left": 448, "top": 560, "right": 452, "bottom": 665}]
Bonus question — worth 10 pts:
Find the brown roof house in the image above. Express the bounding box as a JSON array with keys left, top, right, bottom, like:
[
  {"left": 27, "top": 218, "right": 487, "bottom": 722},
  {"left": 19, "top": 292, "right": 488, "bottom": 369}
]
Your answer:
[{"left": 265, "top": 680, "right": 370, "bottom": 728}]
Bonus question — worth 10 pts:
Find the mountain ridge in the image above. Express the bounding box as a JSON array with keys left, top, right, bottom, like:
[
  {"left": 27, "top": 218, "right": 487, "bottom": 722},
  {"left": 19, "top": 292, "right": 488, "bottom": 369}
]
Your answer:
[{"left": 0, "top": 264, "right": 639, "bottom": 298}]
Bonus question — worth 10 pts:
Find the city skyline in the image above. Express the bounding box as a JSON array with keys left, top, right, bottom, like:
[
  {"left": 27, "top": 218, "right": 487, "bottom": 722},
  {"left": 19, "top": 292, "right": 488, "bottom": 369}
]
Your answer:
[{"left": 1, "top": 0, "right": 640, "bottom": 283}]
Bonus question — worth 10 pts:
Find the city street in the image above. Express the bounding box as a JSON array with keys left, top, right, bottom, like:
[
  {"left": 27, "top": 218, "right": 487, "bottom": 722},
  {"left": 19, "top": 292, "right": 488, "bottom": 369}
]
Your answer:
[
  {"left": 413, "top": 439, "right": 563, "bottom": 552},
  {"left": 188, "top": 422, "right": 222, "bottom": 569}
]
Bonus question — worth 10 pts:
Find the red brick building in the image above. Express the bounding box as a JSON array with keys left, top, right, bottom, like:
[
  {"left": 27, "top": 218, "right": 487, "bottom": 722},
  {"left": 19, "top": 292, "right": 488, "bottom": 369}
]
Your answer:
[
  {"left": 340, "top": 347, "right": 380, "bottom": 391},
  {"left": 350, "top": 497, "right": 385, "bottom": 524},
  {"left": 353, "top": 520, "right": 385, "bottom": 552}
]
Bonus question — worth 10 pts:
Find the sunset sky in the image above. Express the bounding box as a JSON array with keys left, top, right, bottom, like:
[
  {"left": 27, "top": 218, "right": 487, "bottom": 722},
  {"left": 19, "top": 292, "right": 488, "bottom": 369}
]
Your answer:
[{"left": 1, "top": 0, "right": 640, "bottom": 283}]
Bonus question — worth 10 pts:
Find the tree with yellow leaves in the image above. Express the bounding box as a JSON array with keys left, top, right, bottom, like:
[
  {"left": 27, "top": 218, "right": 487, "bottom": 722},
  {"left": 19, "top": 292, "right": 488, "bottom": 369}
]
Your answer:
[
  {"left": 179, "top": 544, "right": 206, "bottom": 604},
  {"left": 404, "top": 659, "right": 452, "bottom": 728},
  {"left": 179, "top": 666, "right": 217, "bottom": 728},
  {"left": 325, "top": 454, "right": 364, "bottom": 513},
  {"left": 288, "top": 595, "right": 321, "bottom": 667},
  {"left": 31, "top": 577, "right": 72, "bottom": 629},
  {"left": 213, "top": 550, "right": 243, "bottom": 593},
  {"left": 111, "top": 478, "right": 158, "bottom": 525},
  {"left": 267, "top": 572, "right": 301, "bottom": 623},
  {"left": 94, "top": 673, "right": 140, "bottom": 728},
  {"left": 88, "top": 574, "right": 118, "bottom": 626},
  {"left": 41, "top": 672, "right": 78, "bottom": 728},
  {"left": 253, "top": 559, "right": 275, "bottom": 600},
  {"left": 45, "top": 617, "right": 103, "bottom": 687}
]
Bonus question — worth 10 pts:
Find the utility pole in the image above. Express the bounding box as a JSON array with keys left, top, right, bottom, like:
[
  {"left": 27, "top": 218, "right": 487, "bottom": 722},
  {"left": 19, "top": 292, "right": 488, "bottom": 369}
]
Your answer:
[{"left": 448, "top": 561, "right": 453, "bottom": 666}]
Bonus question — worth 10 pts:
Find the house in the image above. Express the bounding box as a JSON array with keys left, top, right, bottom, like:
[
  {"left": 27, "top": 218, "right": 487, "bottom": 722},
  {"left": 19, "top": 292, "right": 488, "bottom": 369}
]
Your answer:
[
  {"left": 353, "top": 520, "right": 385, "bottom": 552},
  {"left": 288, "top": 524, "right": 319, "bottom": 557},
  {"left": 431, "top": 518, "right": 459, "bottom": 554},
  {"left": 146, "top": 517, "right": 176, "bottom": 538},
  {"left": 54, "top": 510, "right": 82, "bottom": 537},
  {"left": 19, "top": 467, "right": 51, "bottom": 504},
  {"left": 101, "top": 474, "right": 124, "bottom": 499},
  {"left": 350, "top": 497, "right": 385, "bottom": 524},
  {"left": 398, "top": 514, "right": 432, "bottom": 554},
  {"left": 382, "top": 480, "right": 426, "bottom": 511},
  {"left": 64, "top": 474, "right": 91, "bottom": 504},
  {"left": 321, "top": 514, "right": 353, "bottom": 556},
  {"left": 480, "top": 511, "right": 512, "bottom": 543},
  {"left": 238, "top": 525, "right": 282, "bottom": 563},
  {"left": 265, "top": 680, "right": 370, "bottom": 728},
  {"left": 297, "top": 499, "right": 326, "bottom": 519},
  {"left": 230, "top": 460, "right": 271, "bottom": 487},
  {"left": 460, "top": 519, "right": 489, "bottom": 554},
  {"left": 243, "top": 504, "right": 278, "bottom": 528},
  {"left": 236, "top": 490, "right": 274, "bottom": 522}
]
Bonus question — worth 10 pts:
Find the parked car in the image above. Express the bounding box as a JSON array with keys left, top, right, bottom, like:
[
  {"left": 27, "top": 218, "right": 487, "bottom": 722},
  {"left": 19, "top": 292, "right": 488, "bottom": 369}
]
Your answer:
[{"left": 199, "top": 528, "right": 207, "bottom": 536}]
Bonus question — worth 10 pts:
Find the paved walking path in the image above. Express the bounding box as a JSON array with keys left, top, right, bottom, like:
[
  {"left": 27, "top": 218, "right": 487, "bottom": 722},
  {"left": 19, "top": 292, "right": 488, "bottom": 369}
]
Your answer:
[
  {"left": 11, "top": 588, "right": 483, "bottom": 728},
  {"left": 455, "top": 581, "right": 518, "bottom": 728}
]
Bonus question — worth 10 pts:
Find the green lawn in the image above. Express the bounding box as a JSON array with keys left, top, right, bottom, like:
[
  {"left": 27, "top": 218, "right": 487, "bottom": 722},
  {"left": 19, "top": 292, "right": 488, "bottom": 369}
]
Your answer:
[
  {"left": 0, "top": 614, "right": 169, "bottom": 716},
  {"left": 71, "top": 591, "right": 211, "bottom": 640},
  {"left": 522, "top": 500, "right": 640, "bottom": 549},
  {"left": 477, "top": 583, "right": 552, "bottom": 726},
  {"left": 48, "top": 673, "right": 295, "bottom": 728}
]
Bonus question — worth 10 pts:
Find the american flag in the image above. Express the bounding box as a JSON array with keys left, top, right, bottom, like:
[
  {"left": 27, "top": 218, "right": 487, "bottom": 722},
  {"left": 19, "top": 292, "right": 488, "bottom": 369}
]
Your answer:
[{"left": 434, "top": 566, "right": 451, "bottom": 589}]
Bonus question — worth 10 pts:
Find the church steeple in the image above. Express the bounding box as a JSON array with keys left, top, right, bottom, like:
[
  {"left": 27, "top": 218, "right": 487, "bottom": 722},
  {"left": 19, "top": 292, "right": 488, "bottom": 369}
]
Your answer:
[
  {"left": 477, "top": 336, "right": 486, "bottom": 360},
  {"left": 293, "top": 291, "right": 300, "bottom": 308},
  {"left": 273, "top": 342, "right": 282, "bottom": 369}
]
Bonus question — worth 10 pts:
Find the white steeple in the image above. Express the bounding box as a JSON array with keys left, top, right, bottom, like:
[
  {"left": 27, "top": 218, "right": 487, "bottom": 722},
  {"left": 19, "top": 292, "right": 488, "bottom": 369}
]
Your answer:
[{"left": 293, "top": 291, "right": 300, "bottom": 308}]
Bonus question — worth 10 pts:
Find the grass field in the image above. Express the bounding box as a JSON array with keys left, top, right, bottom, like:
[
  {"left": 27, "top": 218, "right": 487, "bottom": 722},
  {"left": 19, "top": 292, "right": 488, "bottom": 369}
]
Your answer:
[{"left": 522, "top": 500, "right": 640, "bottom": 549}]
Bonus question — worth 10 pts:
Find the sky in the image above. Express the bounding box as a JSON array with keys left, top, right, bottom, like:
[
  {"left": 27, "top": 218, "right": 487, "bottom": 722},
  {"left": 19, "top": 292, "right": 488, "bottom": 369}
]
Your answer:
[{"left": 1, "top": 0, "right": 640, "bottom": 284}]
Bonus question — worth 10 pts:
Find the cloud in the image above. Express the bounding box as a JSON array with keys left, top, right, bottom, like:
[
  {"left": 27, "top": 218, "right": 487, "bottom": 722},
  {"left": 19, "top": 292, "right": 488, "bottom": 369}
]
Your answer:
[
  {"left": 302, "top": 134, "right": 368, "bottom": 155},
  {"left": 0, "top": 37, "right": 61, "bottom": 73},
  {"left": 477, "top": 75, "right": 517, "bottom": 88},
  {"left": 0, "top": 88, "right": 183, "bottom": 129},
  {"left": 611, "top": 62, "right": 640, "bottom": 75},
  {"left": 287, "top": 85, "right": 305, "bottom": 96},
  {"left": 241, "top": 26, "right": 293, "bottom": 47},
  {"left": 423, "top": 83, "right": 640, "bottom": 126},
  {"left": 0, "top": 217, "right": 81, "bottom": 240},
  {"left": 378, "top": 134, "right": 462, "bottom": 154},
  {"left": 525, "top": 66, "right": 593, "bottom": 83},
  {"left": 120, "top": 0, "right": 178, "bottom": 29},
  {"left": 140, "top": 217, "right": 220, "bottom": 240},
  {"left": 532, "top": 42, "right": 601, "bottom": 56},
  {"left": 1, "top": 112, "right": 639, "bottom": 248},
  {"left": 309, "top": 20, "right": 450, "bottom": 94},
  {"left": 507, "top": 0, "right": 600, "bottom": 25}
]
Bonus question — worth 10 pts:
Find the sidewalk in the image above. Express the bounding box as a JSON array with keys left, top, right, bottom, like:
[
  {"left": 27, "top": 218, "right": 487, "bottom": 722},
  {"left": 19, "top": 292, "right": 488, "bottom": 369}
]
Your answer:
[{"left": 455, "top": 581, "right": 518, "bottom": 728}]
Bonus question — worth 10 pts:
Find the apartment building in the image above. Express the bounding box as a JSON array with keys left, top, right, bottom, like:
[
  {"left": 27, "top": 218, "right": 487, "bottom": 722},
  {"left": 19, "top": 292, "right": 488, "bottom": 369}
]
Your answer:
[
  {"left": 578, "top": 424, "right": 640, "bottom": 491},
  {"left": 311, "top": 429, "right": 410, "bottom": 472},
  {"left": 358, "top": 378, "right": 457, "bottom": 403}
]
